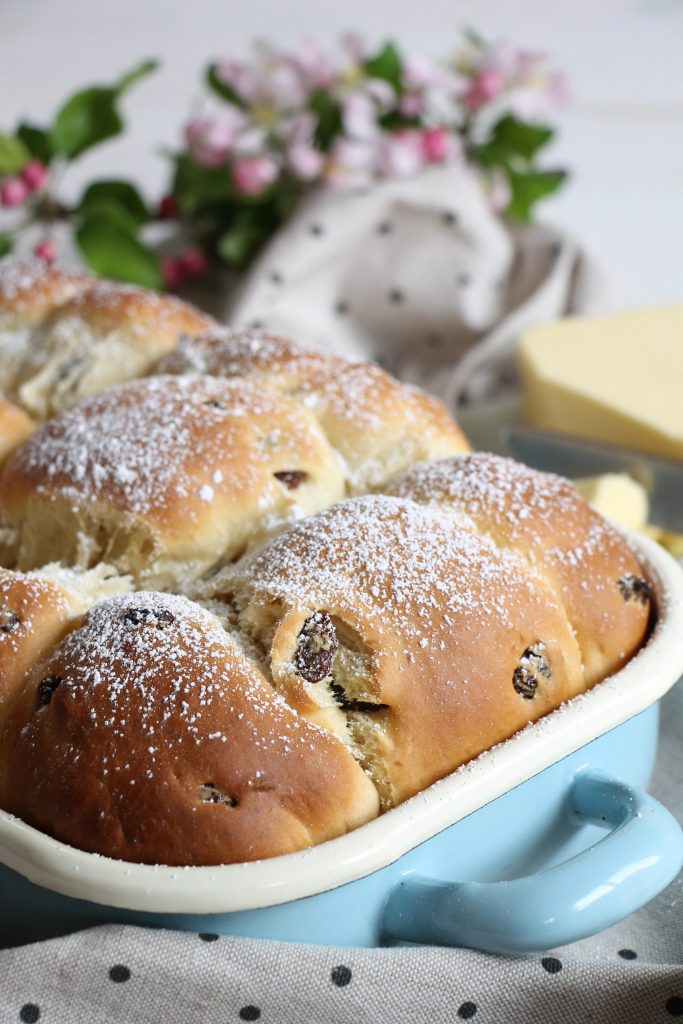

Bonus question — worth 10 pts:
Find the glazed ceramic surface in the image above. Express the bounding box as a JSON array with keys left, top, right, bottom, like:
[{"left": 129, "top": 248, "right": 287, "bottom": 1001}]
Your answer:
[{"left": 2, "top": 532, "right": 682, "bottom": 952}]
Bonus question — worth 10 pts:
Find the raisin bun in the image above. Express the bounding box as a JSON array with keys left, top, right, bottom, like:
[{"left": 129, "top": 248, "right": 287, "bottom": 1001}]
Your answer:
[
  {"left": 11, "top": 277, "right": 217, "bottom": 420},
  {"left": 156, "top": 329, "right": 469, "bottom": 491},
  {"left": 0, "top": 398, "right": 35, "bottom": 464},
  {"left": 0, "top": 376, "right": 345, "bottom": 589},
  {"left": 0, "top": 592, "right": 379, "bottom": 865},
  {"left": 385, "top": 454, "right": 652, "bottom": 686},
  {"left": 198, "top": 495, "right": 585, "bottom": 809},
  {"left": 0, "top": 259, "right": 92, "bottom": 394},
  {"left": 0, "top": 563, "right": 131, "bottom": 725}
]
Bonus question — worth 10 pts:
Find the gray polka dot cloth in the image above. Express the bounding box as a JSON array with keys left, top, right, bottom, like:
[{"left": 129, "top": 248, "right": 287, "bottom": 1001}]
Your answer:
[{"left": 225, "top": 162, "right": 617, "bottom": 408}]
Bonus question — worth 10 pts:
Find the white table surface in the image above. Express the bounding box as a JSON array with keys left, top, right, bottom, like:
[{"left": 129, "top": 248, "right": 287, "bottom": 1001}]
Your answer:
[{"left": 1, "top": 0, "right": 682, "bottom": 307}]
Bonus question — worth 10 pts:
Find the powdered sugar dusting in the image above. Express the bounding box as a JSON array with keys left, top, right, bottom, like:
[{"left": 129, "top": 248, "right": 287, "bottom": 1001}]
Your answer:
[
  {"left": 228, "top": 494, "right": 557, "bottom": 648},
  {"left": 7, "top": 375, "right": 324, "bottom": 521}
]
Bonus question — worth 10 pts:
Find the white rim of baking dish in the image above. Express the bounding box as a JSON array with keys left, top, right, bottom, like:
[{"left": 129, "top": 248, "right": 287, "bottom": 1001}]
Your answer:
[{"left": 1, "top": 530, "right": 682, "bottom": 915}]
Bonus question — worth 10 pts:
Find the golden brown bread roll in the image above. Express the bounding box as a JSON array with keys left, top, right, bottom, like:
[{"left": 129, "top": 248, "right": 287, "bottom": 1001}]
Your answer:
[
  {"left": 0, "top": 591, "right": 379, "bottom": 865},
  {"left": 0, "top": 398, "right": 35, "bottom": 464},
  {"left": 0, "top": 259, "right": 92, "bottom": 394},
  {"left": 156, "top": 329, "right": 469, "bottom": 490},
  {"left": 13, "top": 279, "right": 217, "bottom": 419},
  {"left": 385, "top": 454, "right": 651, "bottom": 686},
  {"left": 198, "top": 495, "right": 585, "bottom": 808},
  {"left": 0, "top": 376, "right": 345, "bottom": 589},
  {"left": 0, "top": 563, "right": 131, "bottom": 724}
]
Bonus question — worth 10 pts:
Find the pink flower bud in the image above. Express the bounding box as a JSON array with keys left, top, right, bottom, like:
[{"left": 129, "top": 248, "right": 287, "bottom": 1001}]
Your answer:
[
  {"left": 33, "top": 239, "right": 57, "bottom": 264},
  {"left": 287, "top": 144, "right": 324, "bottom": 182},
  {"left": 161, "top": 256, "right": 185, "bottom": 291},
  {"left": 422, "top": 127, "right": 452, "bottom": 163},
  {"left": 463, "top": 68, "right": 506, "bottom": 110},
  {"left": 20, "top": 160, "right": 48, "bottom": 192},
  {"left": 0, "top": 177, "right": 29, "bottom": 208},
  {"left": 158, "top": 194, "right": 179, "bottom": 220},
  {"left": 476, "top": 69, "right": 506, "bottom": 101},
  {"left": 179, "top": 247, "right": 208, "bottom": 278},
  {"left": 231, "top": 155, "right": 278, "bottom": 196}
]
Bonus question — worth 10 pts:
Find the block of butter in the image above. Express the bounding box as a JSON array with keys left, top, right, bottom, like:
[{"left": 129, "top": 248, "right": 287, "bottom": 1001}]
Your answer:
[
  {"left": 573, "top": 473, "right": 649, "bottom": 531},
  {"left": 518, "top": 305, "right": 683, "bottom": 460}
]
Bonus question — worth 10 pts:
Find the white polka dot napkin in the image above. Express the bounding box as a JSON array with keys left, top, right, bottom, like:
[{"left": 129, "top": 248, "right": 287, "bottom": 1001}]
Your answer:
[{"left": 226, "top": 163, "right": 616, "bottom": 407}]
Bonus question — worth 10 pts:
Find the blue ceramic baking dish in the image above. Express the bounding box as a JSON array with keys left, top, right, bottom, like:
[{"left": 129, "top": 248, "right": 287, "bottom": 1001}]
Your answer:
[{"left": 1, "top": 532, "right": 682, "bottom": 954}]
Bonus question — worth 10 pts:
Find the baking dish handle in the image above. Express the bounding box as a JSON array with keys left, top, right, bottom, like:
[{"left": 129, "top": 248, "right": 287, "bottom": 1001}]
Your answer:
[{"left": 382, "top": 769, "right": 683, "bottom": 954}]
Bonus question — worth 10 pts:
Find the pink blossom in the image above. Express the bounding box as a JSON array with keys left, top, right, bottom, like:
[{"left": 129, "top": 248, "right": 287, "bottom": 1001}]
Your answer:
[
  {"left": 185, "top": 108, "right": 246, "bottom": 167},
  {"left": 463, "top": 68, "right": 506, "bottom": 110},
  {"left": 422, "top": 127, "right": 452, "bottom": 163},
  {"left": 217, "top": 41, "right": 308, "bottom": 110},
  {"left": 0, "top": 177, "right": 28, "bottom": 207},
  {"left": 33, "top": 239, "right": 56, "bottom": 263},
  {"left": 400, "top": 93, "right": 423, "bottom": 117},
  {"left": 287, "top": 144, "right": 324, "bottom": 181},
  {"left": 232, "top": 154, "right": 279, "bottom": 195},
  {"left": 378, "top": 130, "right": 425, "bottom": 178},
  {"left": 342, "top": 93, "right": 379, "bottom": 141},
  {"left": 20, "top": 160, "right": 48, "bottom": 191}
]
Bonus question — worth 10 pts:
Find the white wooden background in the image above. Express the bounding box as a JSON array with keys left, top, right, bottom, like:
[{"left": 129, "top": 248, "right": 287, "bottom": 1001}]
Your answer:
[{"left": 1, "top": 0, "right": 682, "bottom": 306}]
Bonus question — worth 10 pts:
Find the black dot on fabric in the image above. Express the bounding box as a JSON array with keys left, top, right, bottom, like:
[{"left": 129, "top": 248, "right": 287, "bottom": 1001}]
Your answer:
[
  {"left": 109, "top": 964, "right": 131, "bottom": 983},
  {"left": 458, "top": 1001, "right": 477, "bottom": 1019},
  {"left": 443, "top": 210, "right": 459, "bottom": 225},
  {"left": 249, "top": 320, "right": 264, "bottom": 330},
  {"left": 618, "top": 948, "right": 638, "bottom": 960},
  {"left": 239, "top": 1006, "right": 261, "bottom": 1021},
  {"left": 549, "top": 241, "right": 562, "bottom": 258},
  {"left": 457, "top": 273, "right": 471, "bottom": 287},
  {"left": 335, "top": 300, "right": 349, "bottom": 315},
  {"left": 309, "top": 223, "right": 324, "bottom": 236},
  {"left": 269, "top": 271, "right": 283, "bottom": 284},
  {"left": 667, "top": 995, "right": 683, "bottom": 1016},
  {"left": 388, "top": 288, "right": 404, "bottom": 304},
  {"left": 19, "top": 1006, "right": 40, "bottom": 1023},
  {"left": 541, "top": 957, "right": 563, "bottom": 975},
  {"left": 199, "top": 932, "right": 219, "bottom": 942},
  {"left": 377, "top": 221, "right": 393, "bottom": 235},
  {"left": 331, "top": 965, "right": 352, "bottom": 987}
]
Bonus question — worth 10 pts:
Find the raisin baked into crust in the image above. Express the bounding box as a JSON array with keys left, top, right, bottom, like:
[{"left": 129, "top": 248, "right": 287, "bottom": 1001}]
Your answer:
[
  {"left": 0, "top": 376, "right": 345, "bottom": 589},
  {"left": 0, "top": 591, "right": 379, "bottom": 865},
  {"left": 156, "top": 328, "right": 469, "bottom": 491}
]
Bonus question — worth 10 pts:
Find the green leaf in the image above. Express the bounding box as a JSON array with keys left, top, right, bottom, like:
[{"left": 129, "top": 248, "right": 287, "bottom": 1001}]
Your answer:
[
  {"left": 17, "top": 123, "right": 53, "bottom": 163},
  {"left": 0, "top": 134, "right": 30, "bottom": 175},
  {"left": 78, "top": 179, "right": 150, "bottom": 226},
  {"left": 364, "top": 41, "right": 402, "bottom": 92},
  {"left": 309, "top": 89, "right": 342, "bottom": 152},
  {"left": 171, "top": 155, "right": 231, "bottom": 216},
  {"left": 206, "top": 64, "right": 243, "bottom": 106},
  {"left": 217, "top": 209, "right": 270, "bottom": 269},
  {"left": 75, "top": 217, "right": 162, "bottom": 288},
  {"left": 0, "top": 234, "right": 13, "bottom": 258},
  {"left": 505, "top": 168, "right": 567, "bottom": 221},
  {"left": 114, "top": 59, "right": 159, "bottom": 96},
  {"left": 490, "top": 115, "right": 554, "bottom": 161},
  {"left": 50, "top": 59, "right": 158, "bottom": 159}
]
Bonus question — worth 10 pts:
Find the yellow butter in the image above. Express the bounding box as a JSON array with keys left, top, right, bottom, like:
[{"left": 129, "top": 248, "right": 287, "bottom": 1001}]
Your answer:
[
  {"left": 573, "top": 473, "right": 649, "bottom": 531},
  {"left": 518, "top": 306, "right": 683, "bottom": 461}
]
